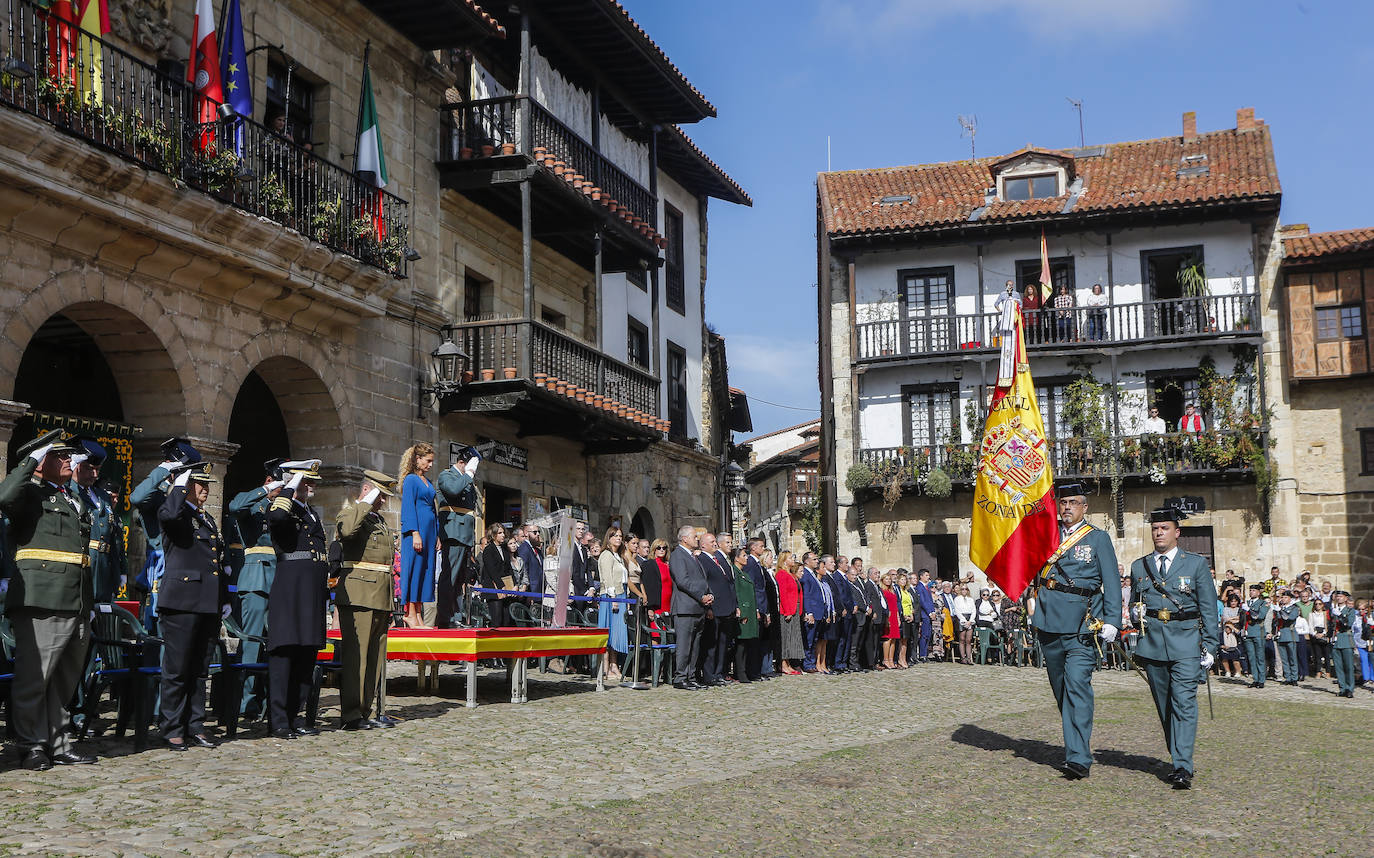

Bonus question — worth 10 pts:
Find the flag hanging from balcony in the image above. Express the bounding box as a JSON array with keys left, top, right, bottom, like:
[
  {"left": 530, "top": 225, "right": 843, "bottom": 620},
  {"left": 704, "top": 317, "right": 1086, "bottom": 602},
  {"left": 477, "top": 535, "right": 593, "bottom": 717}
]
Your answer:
[
  {"left": 354, "top": 44, "right": 388, "bottom": 238},
  {"left": 1038, "top": 230, "right": 1054, "bottom": 301},
  {"left": 43, "top": 1, "right": 79, "bottom": 92},
  {"left": 71, "top": 0, "right": 109, "bottom": 105},
  {"left": 186, "top": 0, "right": 224, "bottom": 152},
  {"left": 970, "top": 303, "right": 1058, "bottom": 601},
  {"left": 219, "top": 0, "right": 251, "bottom": 154}
]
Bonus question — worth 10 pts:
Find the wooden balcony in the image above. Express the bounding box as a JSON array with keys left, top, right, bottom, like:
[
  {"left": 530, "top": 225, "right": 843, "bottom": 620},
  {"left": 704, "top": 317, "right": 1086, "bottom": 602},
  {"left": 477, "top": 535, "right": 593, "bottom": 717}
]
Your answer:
[
  {"left": 437, "top": 95, "right": 660, "bottom": 272},
  {"left": 787, "top": 490, "right": 817, "bottom": 511},
  {"left": 440, "top": 317, "right": 663, "bottom": 449},
  {"left": 855, "top": 294, "right": 1260, "bottom": 363}
]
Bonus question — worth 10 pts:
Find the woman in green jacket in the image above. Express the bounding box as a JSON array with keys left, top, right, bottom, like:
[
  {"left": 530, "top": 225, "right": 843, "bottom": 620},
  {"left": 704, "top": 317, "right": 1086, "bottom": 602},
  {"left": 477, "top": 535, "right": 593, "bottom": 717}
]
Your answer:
[{"left": 732, "top": 547, "right": 760, "bottom": 682}]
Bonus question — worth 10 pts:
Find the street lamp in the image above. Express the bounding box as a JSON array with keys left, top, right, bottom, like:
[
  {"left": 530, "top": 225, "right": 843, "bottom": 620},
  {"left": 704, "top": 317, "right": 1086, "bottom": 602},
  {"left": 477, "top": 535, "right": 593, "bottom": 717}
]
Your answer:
[{"left": 416, "top": 326, "right": 470, "bottom": 418}]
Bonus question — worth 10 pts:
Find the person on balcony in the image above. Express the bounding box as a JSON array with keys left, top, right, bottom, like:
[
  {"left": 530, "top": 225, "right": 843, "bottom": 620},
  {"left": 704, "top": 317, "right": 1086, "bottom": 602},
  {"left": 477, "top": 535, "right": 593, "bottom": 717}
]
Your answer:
[
  {"left": 1021, "top": 281, "right": 1044, "bottom": 345},
  {"left": 1085, "top": 284, "right": 1109, "bottom": 341},
  {"left": 1179, "top": 404, "right": 1206, "bottom": 434},
  {"left": 1053, "top": 283, "right": 1077, "bottom": 343}
]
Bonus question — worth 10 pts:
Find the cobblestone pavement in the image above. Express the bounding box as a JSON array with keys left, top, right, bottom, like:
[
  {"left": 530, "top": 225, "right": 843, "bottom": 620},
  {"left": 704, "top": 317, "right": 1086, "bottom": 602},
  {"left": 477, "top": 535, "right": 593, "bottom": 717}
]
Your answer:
[{"left": 2, "top": 662, "right": 1371, "bottom": 857}]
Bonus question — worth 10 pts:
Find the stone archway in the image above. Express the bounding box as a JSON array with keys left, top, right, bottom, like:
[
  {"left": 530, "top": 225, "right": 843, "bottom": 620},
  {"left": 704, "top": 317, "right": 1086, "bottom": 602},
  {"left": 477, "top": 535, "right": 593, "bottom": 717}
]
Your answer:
[{"left": 630, "top": 506, "right": 656, "bottom": 541}]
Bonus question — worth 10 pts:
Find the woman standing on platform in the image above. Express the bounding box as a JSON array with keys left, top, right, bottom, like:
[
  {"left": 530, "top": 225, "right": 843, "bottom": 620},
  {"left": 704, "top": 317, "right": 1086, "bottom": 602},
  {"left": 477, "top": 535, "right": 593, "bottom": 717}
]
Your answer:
[
  {"left": 597, "top": 526, "right": 630, "bottom": 680},
  {"left": 775, "top": 551, "right": 803, "bottom": 674},
  {"left": 397, "top": 443, "right": 437, "bottom": 628}
]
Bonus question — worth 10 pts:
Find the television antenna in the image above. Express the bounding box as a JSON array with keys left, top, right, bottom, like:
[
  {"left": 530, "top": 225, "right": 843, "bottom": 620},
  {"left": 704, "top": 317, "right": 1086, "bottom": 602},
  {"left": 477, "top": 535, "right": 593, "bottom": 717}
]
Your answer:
[
  {"left": 957, "top": 114, "right": 977, "bottom": 158},
  {"left": 1066, "top": 97, "right": 1084, "bottom": 148}
]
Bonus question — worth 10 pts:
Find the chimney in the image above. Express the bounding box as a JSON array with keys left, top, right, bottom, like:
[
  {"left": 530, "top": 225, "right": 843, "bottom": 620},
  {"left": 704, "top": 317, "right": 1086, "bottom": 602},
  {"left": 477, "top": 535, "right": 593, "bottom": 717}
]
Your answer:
[
  {"left": 1279, "top": 224, "right": 1310, "bottom": 238},
  {"left": 1236, "top": 107, "right": 1259, "bottom": 132},
  {"left": 1182, "top": 111, "right": 1197, "bottom": 142}
]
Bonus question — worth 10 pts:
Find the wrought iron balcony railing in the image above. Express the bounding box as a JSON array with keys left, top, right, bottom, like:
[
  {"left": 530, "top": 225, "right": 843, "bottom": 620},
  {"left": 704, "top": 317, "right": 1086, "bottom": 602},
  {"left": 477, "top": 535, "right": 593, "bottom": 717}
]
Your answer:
[
  {"left": 855, "top": 293, "right": 1259, "bottom": 361},
  {"left": 0, "top": 0, "right": 410, "bottom": 275}
]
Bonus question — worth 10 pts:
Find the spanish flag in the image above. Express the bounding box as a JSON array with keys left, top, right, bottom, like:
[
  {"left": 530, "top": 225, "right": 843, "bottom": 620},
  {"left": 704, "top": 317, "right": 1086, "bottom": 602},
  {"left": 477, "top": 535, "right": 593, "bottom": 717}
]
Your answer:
[{"left": 970, "top": 303, "right": 1058, "bottom": 601}]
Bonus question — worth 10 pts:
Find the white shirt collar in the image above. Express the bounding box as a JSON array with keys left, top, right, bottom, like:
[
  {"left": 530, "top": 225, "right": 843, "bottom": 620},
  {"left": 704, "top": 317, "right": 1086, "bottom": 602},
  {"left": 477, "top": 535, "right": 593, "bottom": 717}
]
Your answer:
[{"left": 1154, "top": 546, "right": 1179, "bottom": 565}]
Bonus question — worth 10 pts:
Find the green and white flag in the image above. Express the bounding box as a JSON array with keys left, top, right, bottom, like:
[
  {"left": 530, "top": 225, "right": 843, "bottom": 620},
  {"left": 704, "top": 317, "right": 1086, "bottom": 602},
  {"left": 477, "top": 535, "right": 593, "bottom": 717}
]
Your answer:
[{"left": 355, "top": 49, "right": 387, "bottom": 190}]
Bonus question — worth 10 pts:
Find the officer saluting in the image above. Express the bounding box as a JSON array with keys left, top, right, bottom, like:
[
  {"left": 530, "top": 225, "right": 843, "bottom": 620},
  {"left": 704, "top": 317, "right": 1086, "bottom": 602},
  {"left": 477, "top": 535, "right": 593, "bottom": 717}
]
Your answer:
[
  {"left": 435, "top": 445, "right": 481, "bottom": 627},
  {"left": 0, "top": 430, "right": 98, "bottom": 770},
  {"left": 70, "top": 438, "right": 127, "bottom": 603},
  {"left": 1242, "top": 582, "right": 1269, "bottom": 688},
  {"left": 131, "top": 438, "right": 202, "bottom": 631},
  {"left": 1030, "top": 482, "right": 1121, "bottom": 781},
  {"left": 1129, "top": 507, "right": 1219, "bottom": 790},
  {"left": 335, "top": 469, "right": 398, "bottom": 730},
  {"left": 156, "top": 462, "right": 230, "bottom": 752},
  {"left": 1330, "top": 590, "right": 1358, "bottom": 698},
  {"left": 266, "top": 459, "right": 329, "bottom": 739},
  {"left": 1272, "top": 587, "right": 1300, "bottom": 685},
  {"left": 227, "top": 459, "right": 285, "bottom": 721}
]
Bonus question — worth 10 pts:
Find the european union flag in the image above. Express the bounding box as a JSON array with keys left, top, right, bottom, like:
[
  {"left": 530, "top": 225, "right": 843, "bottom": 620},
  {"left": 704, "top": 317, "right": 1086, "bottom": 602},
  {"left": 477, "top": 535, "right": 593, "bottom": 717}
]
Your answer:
[{"left": 220, "top": 0, "right": 252, "bottom": 153}]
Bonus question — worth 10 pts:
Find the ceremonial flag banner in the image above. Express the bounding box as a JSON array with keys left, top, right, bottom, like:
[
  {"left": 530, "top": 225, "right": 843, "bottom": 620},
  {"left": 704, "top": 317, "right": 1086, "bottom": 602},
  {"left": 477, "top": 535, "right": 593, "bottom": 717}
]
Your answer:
[
  {"left": 187, "top": 0, "right": 224, "bottom": 151},
  {"left": 219, "top": 0, "right": 251, "bottom": 152},
  {"left": 1038, "top": 231, "right": 1054, "bottom": 301},
  {"left": 355, "top": 46, "right": 388, "bottom": 237},
  {"left": 970, "top": 304, "right": 1058, "bottom": 601},
  {"left": 76, "top": 0, "right": 109, "bottom": 104}
]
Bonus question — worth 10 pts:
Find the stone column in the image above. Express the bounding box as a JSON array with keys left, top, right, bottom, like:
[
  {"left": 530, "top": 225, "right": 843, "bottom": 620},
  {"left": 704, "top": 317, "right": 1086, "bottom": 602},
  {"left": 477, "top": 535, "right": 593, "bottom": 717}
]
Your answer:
[
  {"left": 186, "top": 435, "right": 241, "bottom": 525},
  {"left": 317, "top": 464, "right": 368, "bottom": 531},
  {"left": 0, "top": 398, "right": 32, "bottom": 465}
]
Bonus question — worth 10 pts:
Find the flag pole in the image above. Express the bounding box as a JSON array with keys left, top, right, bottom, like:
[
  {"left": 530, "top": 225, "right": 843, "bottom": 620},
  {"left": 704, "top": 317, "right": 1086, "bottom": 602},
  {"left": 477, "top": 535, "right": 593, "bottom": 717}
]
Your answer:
[{"left": 354, "top": 40, "right": 371, "bottom": 175}]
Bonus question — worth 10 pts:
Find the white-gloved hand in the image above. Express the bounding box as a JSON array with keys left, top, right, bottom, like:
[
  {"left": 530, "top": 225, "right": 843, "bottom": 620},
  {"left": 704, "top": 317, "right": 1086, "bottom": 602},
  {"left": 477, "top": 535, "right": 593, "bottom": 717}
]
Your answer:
[
  {"left": 119, "top": 575, "right": 127, "bottom": 591},
  {"left": 221, "top": 603, "right": 233, "bottom": 621},
  {"left": 28, "top": 443, "right": 55, "bottom": 463},
  {"left": 1098, "top": 623, "right": 1118, "bottom": 643},
  {"left": 361, "top": 487, "right": 381, "bottom": 506},
  {"left": 174, "top": 468, "right": 193, "bottom": 488},
  {"left": 1200, "top": 651, "right": 1215, "bottom": 671},
  {"left": 265, "top": 480, "right": 286, "bottom": 493},
  {"left": 464, "top": 456, "right": 480, "bottom": 478},
  {"left": 157, "top": 460, "right": 180, "bottom": 472},
  {"left": 286, "top": 472, "right": 304, "bottom": 492}
]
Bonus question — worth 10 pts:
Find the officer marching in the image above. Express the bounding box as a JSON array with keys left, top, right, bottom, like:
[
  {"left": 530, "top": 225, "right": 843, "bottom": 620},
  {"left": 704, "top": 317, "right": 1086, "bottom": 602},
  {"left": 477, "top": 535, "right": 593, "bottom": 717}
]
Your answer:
[
  {"left": 435, "top": 445, "right": 481, "bottom": 627},
  {"left": 70, "top": 439, "right": 127, "bottom": 604},
  {"left": 1030, "top": 482, "right": 1121, "bottom": 780},
  {"left": 335, "top": 469, "right": 399, "bottom": 730},
  {"left": 1330, "top": 590, "right": 1358, "bottom": 697},
  {"left": 1128, "top": 507, "right": 1219, "bottom": 790},
  {"left": 1242, "top": 582, "right": 1269, "bottom": 688},
  {"left": 227, "top": 459, "right": 285, "bottom": 721}
]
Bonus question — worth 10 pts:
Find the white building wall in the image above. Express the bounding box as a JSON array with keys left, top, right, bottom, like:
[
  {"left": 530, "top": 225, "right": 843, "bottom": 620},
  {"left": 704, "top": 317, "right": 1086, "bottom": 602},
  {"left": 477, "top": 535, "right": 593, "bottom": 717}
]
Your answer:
[{"left": 657, "top": 171, "right": 705, "bottom": 442}]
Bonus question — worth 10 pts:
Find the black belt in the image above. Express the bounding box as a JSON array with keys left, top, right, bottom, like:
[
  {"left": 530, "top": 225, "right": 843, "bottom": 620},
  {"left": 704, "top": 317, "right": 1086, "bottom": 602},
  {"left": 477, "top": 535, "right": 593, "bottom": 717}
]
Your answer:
[
  {"left": 282, "top": 550, "right": 325, "bottom": 562},
  {"left": 1041, "top": 578, "right": 1097, "bottom": 598},
  {"left": 1146, "top": 608, "right": 1199, "bottom": 622}
]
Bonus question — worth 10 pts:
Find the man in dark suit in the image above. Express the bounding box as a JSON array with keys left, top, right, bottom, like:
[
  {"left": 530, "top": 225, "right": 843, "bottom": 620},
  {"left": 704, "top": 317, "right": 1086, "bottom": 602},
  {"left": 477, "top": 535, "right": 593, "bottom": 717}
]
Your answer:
[
  {"left": 569, "top": 520, "right": 592, "bottom": 598},
  {"left": 697, "top": 533, "right": 736, "bottom": 684},
  {"left": 915, "top": 569, "right": 938, "bottom": 663},
  {"left": 863, "top": 568, "right": 885, "bottom": 669},
  {"left": 743, "top": 538, "right": 771, "bottom": 680},
  {"left": 157, "top": 463, "right": 229, "bottom": 752},
  {"left": 847, "top": 563, "right": 871, "bottom": 672},
  {"left": 669, "top": 526, "right": 711, "bottom": 690},
  {"left": 517, "top": 523, "right": 544, "bottom": 597},
  {"left": 824, "top": 556, "right": 854, "bottom": 672},
  {"left": 799, "top": 552, "right": 827, "bottom": 673}
]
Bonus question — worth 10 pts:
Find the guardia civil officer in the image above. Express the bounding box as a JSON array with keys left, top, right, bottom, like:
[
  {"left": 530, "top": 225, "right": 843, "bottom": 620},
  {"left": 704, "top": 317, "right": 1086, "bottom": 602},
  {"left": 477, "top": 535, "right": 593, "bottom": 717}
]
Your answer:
[
  {"left": 156, "top": 463, "right": 230, "bottom": 751},
  {"left": 1273, "top": 587, "right": 1300, "bottom": 685},
  {"left": 1330, "top": 590, "right": 1358, "bottom": 697},
  {"left": 1128, "top": 508, "right": 1219, "bottom": 790},
  {"left": 227, "top": 459, "right": 285, "bottom": 720},
  {"left": 266, "top": 460, "right": 329, "bottom": 739},
  {"left": 435, "top": 445, "right": 481, "bottom": 627},
  {"left": 0, "top": 430, "right": 97, "bottom": 770},
  {"left": 335, "top": 470, "right": 398, "bottom": 730},
  {"left": 131, "top": 438, "right": 202, "bottom": 630},
  {"left": 1242, "top": 582, "right": 1269, "bottom": 688},
  {"left": 1030, "top": 482, "right": 1121, "bottom": 781},
  {"left": 70, "top": 439, "right": 127, "bottom": 603}
]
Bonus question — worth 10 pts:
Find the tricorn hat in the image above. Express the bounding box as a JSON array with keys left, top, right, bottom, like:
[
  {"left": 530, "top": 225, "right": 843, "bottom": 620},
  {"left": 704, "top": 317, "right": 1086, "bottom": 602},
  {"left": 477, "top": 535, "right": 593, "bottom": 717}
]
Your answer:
[
  {"left": 1149, "top": 507, "right": 1186, "bottom": 524},
  {"left": 264, "top": 457, "right": 286, "bottom": 480},
  {"left": 1055, "top": 481, "right": 1087, "bottom": 499}
]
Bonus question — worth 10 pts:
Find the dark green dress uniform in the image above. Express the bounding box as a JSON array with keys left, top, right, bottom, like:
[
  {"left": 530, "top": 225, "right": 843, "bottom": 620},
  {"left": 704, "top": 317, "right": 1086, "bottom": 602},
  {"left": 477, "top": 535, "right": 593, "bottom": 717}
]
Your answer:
[
  {"left": 435, "top": 456, "right": 480, "bottom": 627},
  {"left": 156, "top": 471, "right": 228, "bottom": 744},
  {"left": 266, "top": 471, "right": 329, "bottom": 735},
  {"left": 1030, "top": 514, "right": 1121, "bottom": 775},
  {"left": 70, "top": 439, "right": 127, "bottom": 604},
  {"left": 335, "top": 470, "right": 398, "bottom": 728},
  {"left": 228, "top": 474, "right": 280, "bottom": 719},
  {"left": 1331, "top": 598, "right": 1357, "bottom": 696},
  {"left": 1273, "top": 599, "right": 1300, "bottom": 684},
  {"left": 1129, "top": 538, "right": 1219, "bottom": 783},
  {"left": 1242, "top": 588, "right": 1268, "bottom": 687},
  {"left": 0, "top": 434, "right": 94, "bottom": 763}
]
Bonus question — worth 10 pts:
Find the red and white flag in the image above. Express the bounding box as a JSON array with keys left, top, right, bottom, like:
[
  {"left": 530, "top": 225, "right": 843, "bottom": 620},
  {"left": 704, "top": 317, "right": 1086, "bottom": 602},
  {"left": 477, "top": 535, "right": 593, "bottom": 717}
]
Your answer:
[{"left": 187, "top": 0, "right": 224, "bottom": 147}]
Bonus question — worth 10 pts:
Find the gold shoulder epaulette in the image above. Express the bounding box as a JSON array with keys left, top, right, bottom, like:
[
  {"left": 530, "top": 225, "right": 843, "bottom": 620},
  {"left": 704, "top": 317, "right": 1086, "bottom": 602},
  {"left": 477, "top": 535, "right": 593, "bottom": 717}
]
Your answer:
[{"left": 271, "top": 498, "right": 293, "bottom": 512}]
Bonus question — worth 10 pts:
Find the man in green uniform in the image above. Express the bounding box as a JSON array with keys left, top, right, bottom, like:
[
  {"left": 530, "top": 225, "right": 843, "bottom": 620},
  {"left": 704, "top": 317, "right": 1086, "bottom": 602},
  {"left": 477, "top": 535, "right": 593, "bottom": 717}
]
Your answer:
[
  {"left": 1128, "top": 508, "right": 1220, "bottom": 790},
  {"left": 227, "top": 459, "right": 285, "bottom": 721},
  {"left": 1330, "top": 590, "right": 1358, "bottom": 697},
  {"left": 435, "top": 445, "right": 481, "bottom": 627},
  {"left": 1242, "top": 582, "right": 1268, "bottom": 688},
  {"left": 1030, "top": 482, "right": 1121, "bottom": 781},
  {"left": 1273, "top": 588, "right": 1300, "bottom": 685},
  {"left": 335, "top": 469, "right": 398, "bottom": 730},
  {"left": 70, "top": 439, "right": 127, "bottom": 604},
  {"left": 0, "top": 430, "right": 98, "bottom": 770}
]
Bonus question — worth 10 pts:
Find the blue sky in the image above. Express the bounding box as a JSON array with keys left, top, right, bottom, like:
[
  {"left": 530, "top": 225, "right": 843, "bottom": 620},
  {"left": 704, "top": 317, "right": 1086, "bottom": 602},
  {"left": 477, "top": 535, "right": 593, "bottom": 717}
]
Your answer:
[{"left": 618, "top": 0, "right": 1374, "bottom": 438}]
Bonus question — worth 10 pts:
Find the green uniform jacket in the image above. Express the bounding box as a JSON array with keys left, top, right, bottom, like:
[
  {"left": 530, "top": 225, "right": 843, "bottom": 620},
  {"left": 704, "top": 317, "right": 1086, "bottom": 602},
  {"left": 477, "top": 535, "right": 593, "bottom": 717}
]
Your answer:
[
  {"left": 1242, "top": 597, "right": 1269, "bottom": 639},
  {"left": 335, "top": 501, "right": 396, "bottom": 612},
  {"left": 1273, "top": 603, "right": 1299, "bottom": 643},
  {"left": 1331, "top": 605, "right": 1356, "bottom": 650},
  {"left": 228, "top": 486, "right": 276, "bottom": 594},
  {"left": 0, "top": 458, "right": 93, "bottom": 614},
  {"left": 73, "top": 480, "right": 127, "bottom": 603},
  {"left": 1129, "top": 549, "right": 1220, "bottom": 662},
  {"left": 1030, "top": 523, "right": 1121, "bottom": 635},
  {"left": 734, "top": 563, "right": 759, "bottom": 640},
  {"left": 434, "top": 466, "right": 479, "bottom": 546}
]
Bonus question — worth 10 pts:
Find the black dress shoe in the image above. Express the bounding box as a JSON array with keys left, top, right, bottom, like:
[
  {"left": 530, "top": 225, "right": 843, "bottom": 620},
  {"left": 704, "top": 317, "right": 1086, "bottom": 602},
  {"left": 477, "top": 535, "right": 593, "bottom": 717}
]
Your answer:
[
  {"left": 51, "top": 751, "right": 97, "bottom": 765},
  {"left": 293, "top": 725, "right": 321, "bottom": 736},
  {"left": 342, "top": 719, "right": 373, "bottom": 731},
  {"left": 1060, "top": 761, "right": 1090, "bottom": 780},
  {"left": 21, "top": 749, "right": 52, "bottom": 771},
  {"left": 190, "top": 734, "right": 219, "bottom": 749},
  {"left": 270, "top": 728, "right": 297, "bottom": 740},
  {"left": 1171, "top": 769, "right": 1192, "bottom": 789},
  {"left": 165, "top": 739, "right": 189, "bottom": 752},
  {"left": 368, "top": 717, "right": 396, "bottom": 728}
]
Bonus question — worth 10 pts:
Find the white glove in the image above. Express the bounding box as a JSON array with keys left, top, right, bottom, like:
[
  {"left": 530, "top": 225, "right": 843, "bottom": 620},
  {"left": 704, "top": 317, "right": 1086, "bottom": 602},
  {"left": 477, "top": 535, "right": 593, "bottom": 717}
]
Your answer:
[
  {"left": 119, "top": 575, "right": 127, "bottom": 591},
  {"left": 28, "top": 443, "right": 54, "bottom": 463},
  {"left": 0, "top": 579, "right": 8, "bottom": 597},
  {"left": 361, "top": 487, "right": 380, "bottom": 505},
  {"left": 157, "top": 460, "right": 180, "bottom": 472},
  {"left": 221, "top": 603, "right": 232, "bottom": 620},
  {"left": 286, "top": 472, "right": 304, "bottom": 492},
  {"left": 1098, "top": 623, "right": 1118, "bottom": 643},
  {"left": 265, "top": 480, "right": 286, "bottom": 493},
  {"left": 173, "top": 469, "right": 193, "bottom": 488},
  {"left": 464, "top": 456, "right": 480, "bottom": 477},
  {"left": 1200, "top": 652, "right": 1214, "bottom": 671}
]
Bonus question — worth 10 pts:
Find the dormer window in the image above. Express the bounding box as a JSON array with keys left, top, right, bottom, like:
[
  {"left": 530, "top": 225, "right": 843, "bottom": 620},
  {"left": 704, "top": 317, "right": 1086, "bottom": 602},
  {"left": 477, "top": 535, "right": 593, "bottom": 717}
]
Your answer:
[{"left": 1003, "top": 174, "right": 1060, "bottom": 201}]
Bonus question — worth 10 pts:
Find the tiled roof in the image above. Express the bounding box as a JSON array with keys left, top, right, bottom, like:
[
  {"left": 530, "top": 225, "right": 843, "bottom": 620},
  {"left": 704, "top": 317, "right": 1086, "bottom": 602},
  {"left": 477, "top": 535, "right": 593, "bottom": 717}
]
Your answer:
[
  {"left": 464, "top": 0, "right": 506, "bottom": 37},
  {"left": 604, "top": 0, "right": 715, "bottom": 117},
  {"left": 1283, "top": 227, "right": 1374, "bottom": 260},
  {"left": 743, "top": 419, "right": 821, "bottom": 445},
  {"left": 818, "top": 126, "right": 1280, "bottom": 238},
  {"left": 663, "top": 124, "right": 752, "bottom": 206}
]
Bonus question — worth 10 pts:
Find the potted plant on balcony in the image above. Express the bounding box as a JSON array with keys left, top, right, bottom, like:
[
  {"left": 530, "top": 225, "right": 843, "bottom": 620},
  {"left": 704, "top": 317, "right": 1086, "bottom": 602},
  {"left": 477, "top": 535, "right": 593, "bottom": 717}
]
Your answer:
[
  {"left": 500, "top": 142, "right": 517, "bottom": 156},
  {"left": 924, "top": 467, "right": 953, "bottom": 499},
  {"left": 502, "top": 366, "right": 517, "bottom": 380},
  {"left": 480, "top": 142, "right": 496, "bottom": 157},
  {"left": 459, "top": 145, "right": 474, "bottom": 160},
  {"left": 479, "top": 368, "right": 496, "bottom": 382}
]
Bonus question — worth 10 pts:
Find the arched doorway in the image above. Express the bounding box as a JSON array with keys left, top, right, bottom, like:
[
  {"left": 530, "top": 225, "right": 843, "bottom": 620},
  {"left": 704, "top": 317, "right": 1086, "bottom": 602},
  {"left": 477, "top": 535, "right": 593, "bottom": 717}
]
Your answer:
[
  {"left": 224, "top": 370, "right": 292, "bottom": 503},
  {"left": 630, "top": 506, "right": 655, "bottom": 541}
]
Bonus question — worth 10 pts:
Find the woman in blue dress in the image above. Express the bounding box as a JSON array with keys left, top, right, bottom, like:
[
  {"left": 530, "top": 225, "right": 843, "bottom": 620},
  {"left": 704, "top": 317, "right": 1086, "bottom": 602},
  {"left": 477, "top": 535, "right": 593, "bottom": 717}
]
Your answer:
[
  {"left": 397, "top": 442, "right": 437, "bottom": 628},
  {"left": 597, "top": 526, "right": 631, "bottom": 679}
]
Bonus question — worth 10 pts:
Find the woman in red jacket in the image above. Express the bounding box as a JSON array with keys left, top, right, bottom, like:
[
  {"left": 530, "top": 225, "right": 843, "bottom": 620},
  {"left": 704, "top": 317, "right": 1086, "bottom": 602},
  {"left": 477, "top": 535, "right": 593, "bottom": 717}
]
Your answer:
[
  {"left": 880, "top": 572, "right": 902, "bottom": 669},
  {"left": 774, "top": 551, "right": 803, "bottom": 675}
]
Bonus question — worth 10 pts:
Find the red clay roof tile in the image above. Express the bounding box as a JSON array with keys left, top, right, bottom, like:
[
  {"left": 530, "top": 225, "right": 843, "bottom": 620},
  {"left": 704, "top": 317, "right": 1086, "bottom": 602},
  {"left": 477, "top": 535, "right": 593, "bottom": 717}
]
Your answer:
[{"left": 1283, "top": 227, "right": 1374, "bottom": 260}]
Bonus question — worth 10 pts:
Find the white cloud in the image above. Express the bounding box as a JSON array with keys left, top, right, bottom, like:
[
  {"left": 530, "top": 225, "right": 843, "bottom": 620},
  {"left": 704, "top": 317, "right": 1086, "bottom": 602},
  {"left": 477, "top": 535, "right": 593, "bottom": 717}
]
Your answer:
[{"left": 826, "top": 0, "right": 1191, "bottom": 44}]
